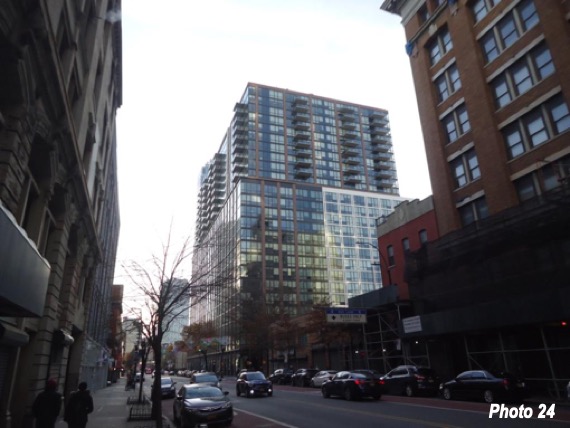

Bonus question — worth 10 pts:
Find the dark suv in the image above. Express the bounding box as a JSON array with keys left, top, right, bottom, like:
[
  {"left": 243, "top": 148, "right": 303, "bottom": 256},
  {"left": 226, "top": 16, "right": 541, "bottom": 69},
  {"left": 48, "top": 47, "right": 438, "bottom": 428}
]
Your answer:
[
  {"left": 381, "top": 365, "right": 439, "bottom": 397},
  {"left": 291, "top": 368, "right": 319, "bottom": 387}
]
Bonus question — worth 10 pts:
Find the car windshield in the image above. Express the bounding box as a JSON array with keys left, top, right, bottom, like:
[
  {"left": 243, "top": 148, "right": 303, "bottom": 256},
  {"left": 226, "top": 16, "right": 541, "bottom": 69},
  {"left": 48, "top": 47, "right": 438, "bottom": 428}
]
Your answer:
[
  {"left": 195, "top": 374, "right": 218, "bottom": 383},
  {"left": 246, "top": 372, "right": 266, "bottom": 381},
  {"left": 161, "top": 378, "right": 172, "bottom": 385},
  {"left": 184, "top": 387, "right": 223, "bottom": 399}
]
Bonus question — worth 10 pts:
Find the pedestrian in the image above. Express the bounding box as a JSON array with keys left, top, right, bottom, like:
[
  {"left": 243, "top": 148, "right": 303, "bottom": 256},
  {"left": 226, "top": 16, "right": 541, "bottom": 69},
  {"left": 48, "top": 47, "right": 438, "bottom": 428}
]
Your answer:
[
  {"left": 64, "top": 381, "right": 94, "bottom": 428},
  {"left": 32, "top": 378, "right": 62, "bottom": 428}
]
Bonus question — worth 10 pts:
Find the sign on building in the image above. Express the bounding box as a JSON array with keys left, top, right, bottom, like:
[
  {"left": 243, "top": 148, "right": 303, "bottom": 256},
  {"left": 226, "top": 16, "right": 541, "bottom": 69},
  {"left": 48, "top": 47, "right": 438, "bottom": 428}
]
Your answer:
[
  {"left": 325, "top": 308, "right": 367, "bottom": 324},
  {"left": 402, "top": 315, "right": 422, "bottom": 333}
]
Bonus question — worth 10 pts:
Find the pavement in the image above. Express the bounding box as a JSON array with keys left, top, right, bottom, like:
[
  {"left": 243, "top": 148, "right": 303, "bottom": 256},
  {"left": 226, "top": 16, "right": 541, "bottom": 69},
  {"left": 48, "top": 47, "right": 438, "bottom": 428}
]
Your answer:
[{"left": 55, "top": 377, "right": 171, "bottom": 428}]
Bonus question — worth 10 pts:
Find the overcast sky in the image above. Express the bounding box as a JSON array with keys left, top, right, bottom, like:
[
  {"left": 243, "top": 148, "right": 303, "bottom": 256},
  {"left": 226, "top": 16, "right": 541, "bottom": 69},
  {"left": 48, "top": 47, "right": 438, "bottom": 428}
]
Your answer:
[{"left": 115, "top": 0, "right": 430, "bottom": 293}]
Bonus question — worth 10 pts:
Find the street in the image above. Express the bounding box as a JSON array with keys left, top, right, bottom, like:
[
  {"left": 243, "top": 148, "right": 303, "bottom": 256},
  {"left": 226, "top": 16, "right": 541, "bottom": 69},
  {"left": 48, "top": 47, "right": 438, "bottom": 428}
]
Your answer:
[{"left": 156, "top": 376, "right": 570, "bottom": 428}]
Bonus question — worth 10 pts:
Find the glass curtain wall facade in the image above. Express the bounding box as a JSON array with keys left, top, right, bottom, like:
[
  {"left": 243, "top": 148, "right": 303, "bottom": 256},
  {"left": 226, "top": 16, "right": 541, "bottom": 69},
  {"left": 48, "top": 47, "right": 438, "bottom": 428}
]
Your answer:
[{"left": 191, "top": 83, "right": 406, "bottom": 360}]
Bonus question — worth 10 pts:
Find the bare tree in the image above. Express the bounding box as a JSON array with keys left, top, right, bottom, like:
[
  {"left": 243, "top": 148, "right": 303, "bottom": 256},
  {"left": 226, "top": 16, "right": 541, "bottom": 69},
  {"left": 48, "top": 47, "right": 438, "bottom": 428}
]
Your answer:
[{"left": 121, "top": 230, "right": 230, "bottom": 426}]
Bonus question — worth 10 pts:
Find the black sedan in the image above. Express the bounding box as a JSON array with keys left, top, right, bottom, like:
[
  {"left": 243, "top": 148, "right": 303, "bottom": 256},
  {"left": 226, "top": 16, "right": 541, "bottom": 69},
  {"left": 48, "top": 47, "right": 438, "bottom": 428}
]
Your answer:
[
  {"left": 321, "top": 371, "right": 384, "bottom": 401},
  {"left": 172, "top": 385, "right": 233, "bottom": 428},
  {"left": 440, "top": 370, "right": 528, "bottom": 403},
  {"left": 236, "top": 371, "right": 273, "bottom": 397},
  {"left": 291, "top": 368, "right": 319, "bottom": 387},
  {"left": 157, "top": 377, "right": 176, "bottom": 398}
]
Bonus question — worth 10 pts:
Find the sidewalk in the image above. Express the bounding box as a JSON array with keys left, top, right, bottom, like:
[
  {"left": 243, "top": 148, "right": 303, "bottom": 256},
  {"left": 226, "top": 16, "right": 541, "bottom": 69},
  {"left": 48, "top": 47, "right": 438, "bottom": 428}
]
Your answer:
[{"left": 55, "top": 378, "right": 171, "bottom": 428}]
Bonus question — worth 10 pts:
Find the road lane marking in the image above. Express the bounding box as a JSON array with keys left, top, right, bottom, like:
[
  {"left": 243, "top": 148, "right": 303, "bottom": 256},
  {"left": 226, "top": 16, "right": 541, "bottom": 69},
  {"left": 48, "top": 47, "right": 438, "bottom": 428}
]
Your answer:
[
  {"left": 273, "top": 396, "right": 463, "bottom": 428},
  {"left": 234, "top": 408, "right": 300, "bottom": 428}
]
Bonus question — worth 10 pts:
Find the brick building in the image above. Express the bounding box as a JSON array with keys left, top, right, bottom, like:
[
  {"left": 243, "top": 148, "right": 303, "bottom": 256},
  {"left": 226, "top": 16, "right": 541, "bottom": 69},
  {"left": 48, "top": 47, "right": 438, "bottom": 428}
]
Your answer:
[{"left": 380, "top": 0, "right": 570, "bottom": 397}]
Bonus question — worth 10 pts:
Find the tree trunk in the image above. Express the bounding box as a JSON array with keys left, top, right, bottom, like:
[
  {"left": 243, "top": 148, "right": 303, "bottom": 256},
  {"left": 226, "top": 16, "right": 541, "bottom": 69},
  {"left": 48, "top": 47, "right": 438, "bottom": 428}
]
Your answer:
[{"left": 151, "top": 340, "right": 163, "bottom": 427}]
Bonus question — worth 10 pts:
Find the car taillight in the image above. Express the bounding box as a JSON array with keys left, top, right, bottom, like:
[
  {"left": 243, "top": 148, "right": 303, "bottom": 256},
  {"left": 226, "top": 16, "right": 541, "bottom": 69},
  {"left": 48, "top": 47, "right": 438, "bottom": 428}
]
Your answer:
[
  {"left": 378, "top": 379, "right": 385, "bottom": 385},
  {"left": 354, "top": 379, "right": 362, "bottom": 385},
  {"left": 502, "top": 378, "right": 510, "bottom": 389},
  {"left": 414, "top": 374, "right": 425, "bottom": 380}
]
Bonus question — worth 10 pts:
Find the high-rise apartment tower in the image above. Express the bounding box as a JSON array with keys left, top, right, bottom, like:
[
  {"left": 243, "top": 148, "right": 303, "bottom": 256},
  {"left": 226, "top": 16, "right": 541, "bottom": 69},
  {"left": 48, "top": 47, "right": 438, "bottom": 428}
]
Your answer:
[{"left": 191, "top": 83, "right": 408, "bottom": 368}]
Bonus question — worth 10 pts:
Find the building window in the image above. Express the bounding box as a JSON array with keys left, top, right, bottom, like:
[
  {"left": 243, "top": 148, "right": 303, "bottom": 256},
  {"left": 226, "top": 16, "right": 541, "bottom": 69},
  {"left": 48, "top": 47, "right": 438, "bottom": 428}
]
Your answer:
[
  {"left": 402, "top": 238, "right": 410, "bottom": 253},
  {"left": 427, "top": 26, "right": 453, "bottom": 66},
  {"left": 479, "top": 0, "right": 539, "bottom": 64},
  {"left": 502, "top": 94, "right": 570, "bottom": 159},
  {"left": 458, "top": 197, "right": 489, "bottom": 226},
  {"left": 471, "top": 0, "right": 502, "bottom": 23},
  {"left": 450, "top": 148, "right": 480, "bottom": 189},
  {"left": 491, "top": 43, "right": 555, "bottom": 109},
  {"left": 514, "top": 174, "right": 537, "bottom": 201},
  {"left": 387, "top": 245, "right": 395, "bottom": 266},
  {"left": 418, "top": 4, "right": 430, "bottom": 23},
  {"left": 419, "top": 229, "right": 428, "bottom": 245},
  {"left": 514, "top": 155, "right": 570, "bottom": 202},
  {"left": 442, "top": 104, "right": 471, "bottom": 144},
  {"left": 435, "top": 63, "right": 462, "bottom": 103}
]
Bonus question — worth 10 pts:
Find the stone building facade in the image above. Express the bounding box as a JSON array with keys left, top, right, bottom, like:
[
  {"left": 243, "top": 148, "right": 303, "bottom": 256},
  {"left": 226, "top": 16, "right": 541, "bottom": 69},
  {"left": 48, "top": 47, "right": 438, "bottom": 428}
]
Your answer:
[{"left": 0, "top": 1, "right": 122, "bottom": 427}]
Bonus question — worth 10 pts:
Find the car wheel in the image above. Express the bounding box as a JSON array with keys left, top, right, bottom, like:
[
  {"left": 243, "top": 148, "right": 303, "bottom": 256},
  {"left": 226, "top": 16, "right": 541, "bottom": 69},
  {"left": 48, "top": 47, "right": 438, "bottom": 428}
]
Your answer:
[
  {"left": 236, "top": 387, "right": 241, "bottom": 397},
  {"left": 310, "top": 380, "right": 315, "bottom": 388},
  {"left": 405, "top": 384, "right": 414, "bottom": 397},
  {"left": 483, "top": 389, "right": 494, "bottom": 403},
  {"left": 268, "top": 391, "right": 273, "bottom": 397},
  {"left": 344, "top": 387, "right": 354, "bottom": 401},
  {"left": 443, "top": 387, "right": 452, "bottom": 400},
  {"left": 373, "top": 394, "right": 381, "bottom": 400},
  {"left": 322, "top": 387, "right": 330, "bottom": 398}
]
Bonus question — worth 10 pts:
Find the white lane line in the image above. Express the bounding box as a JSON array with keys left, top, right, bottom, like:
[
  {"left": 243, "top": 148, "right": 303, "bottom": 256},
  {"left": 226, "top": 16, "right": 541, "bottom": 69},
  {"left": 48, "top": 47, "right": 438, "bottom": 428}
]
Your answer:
[{"left": 234, "top": 408, "right": 300, "bottom": 428}]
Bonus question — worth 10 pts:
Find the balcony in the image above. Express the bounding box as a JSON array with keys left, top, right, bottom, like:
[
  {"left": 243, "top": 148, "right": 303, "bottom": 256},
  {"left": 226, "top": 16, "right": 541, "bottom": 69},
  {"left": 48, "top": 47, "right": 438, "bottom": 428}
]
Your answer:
[
  {"left": 294, "top": 148, "right": 312, "bottom": 158},
  {"left": 293, "top": 131, "right": 311, "bottom": 141},
  {"left": 340, "top": 130, "right": 359, "bottom": 140},
  {"left": 0, "top": 203, "right": 50, "bottom": 317},
  {"left": 292, "top": 99, "right": 310, "bottom": 113},
  {"left": 340, "top": 138, "right": 359, "bottom": 148},
  {"left": 294, "top": 168, "right": 312, "bottom": 179},
  {"left": 371, "top": 143, "right": 392, "bottom": 154},
  {"left": 342, "top": 156, "right": 360, "bottom": 166},
  {"left": 294, "top": 158, "right": 312, "bottom": 168},
  {"left": 373, "top": 160, "right": 395, "bottom": 170},
  {"left": 341, "top": 147, "right": 360, "bottom": 158},
  {"left": 293, "top": 139, "right": 311, "bottom": 150}
]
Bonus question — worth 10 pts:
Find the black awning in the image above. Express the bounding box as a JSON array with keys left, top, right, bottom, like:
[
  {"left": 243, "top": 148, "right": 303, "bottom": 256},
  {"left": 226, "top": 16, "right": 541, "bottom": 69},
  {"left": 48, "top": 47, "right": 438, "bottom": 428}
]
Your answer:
[{"left": 0, "top": 321, "right": 29, "bottom": 346}]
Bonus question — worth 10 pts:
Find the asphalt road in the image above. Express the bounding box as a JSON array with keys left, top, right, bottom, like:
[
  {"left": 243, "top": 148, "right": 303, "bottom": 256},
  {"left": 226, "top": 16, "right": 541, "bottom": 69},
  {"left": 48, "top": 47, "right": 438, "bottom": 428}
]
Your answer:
[{"left": 158, "top": 376, "right": 570, "bottom": 428}]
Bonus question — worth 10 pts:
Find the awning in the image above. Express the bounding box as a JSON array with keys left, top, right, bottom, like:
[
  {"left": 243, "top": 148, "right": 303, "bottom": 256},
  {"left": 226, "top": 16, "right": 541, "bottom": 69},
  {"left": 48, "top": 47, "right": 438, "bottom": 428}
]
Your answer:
[{"left": 0, "top": 321, "right": 29, "bottom": 347}]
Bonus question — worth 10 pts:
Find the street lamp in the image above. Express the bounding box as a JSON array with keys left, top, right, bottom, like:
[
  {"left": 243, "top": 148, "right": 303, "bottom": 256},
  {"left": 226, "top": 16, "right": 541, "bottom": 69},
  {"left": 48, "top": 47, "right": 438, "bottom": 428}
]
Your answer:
[{"left": 356, "top": 241, "right": 392, "bottom": 285}]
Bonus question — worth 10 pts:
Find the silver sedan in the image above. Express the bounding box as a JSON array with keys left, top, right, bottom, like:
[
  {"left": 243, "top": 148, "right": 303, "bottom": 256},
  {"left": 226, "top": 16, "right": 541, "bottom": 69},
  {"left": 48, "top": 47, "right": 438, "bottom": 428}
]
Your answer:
[{"left": 310, "top": 370, "right": 338, "bottom": 388}]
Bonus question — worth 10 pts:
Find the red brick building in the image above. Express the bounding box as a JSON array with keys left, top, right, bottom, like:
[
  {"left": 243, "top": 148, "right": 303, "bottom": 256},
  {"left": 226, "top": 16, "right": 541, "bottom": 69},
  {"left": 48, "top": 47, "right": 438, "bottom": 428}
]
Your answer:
[{"left": 379, "top": 0, "right": 570, "bottom": 396}]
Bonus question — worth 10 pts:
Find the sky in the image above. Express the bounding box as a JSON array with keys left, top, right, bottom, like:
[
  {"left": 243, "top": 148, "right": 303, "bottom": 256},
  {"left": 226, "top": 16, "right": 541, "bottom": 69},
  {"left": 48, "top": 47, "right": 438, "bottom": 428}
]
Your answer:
[{"left": 114, "top": 0, "right": 431, "bottom": 296}]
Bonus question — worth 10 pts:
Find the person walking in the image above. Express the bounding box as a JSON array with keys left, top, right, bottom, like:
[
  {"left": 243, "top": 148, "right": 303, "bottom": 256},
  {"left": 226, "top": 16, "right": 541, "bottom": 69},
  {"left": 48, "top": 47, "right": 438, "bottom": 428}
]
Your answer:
[
  {"left": 64, "top": 382, "right": 94, "bottom": 428},
  {"left": 32, "top": 378, "right": 62, "bottom": 428}
]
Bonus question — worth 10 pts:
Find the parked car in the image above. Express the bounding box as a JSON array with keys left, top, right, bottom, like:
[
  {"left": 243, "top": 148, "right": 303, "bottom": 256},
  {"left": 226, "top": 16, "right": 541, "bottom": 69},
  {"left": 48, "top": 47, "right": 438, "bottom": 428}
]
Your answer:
[
  {"left": 189, "top": 371, "right": 221, "bottom": 388},
  {"left": 268, "top": 368, "right": 294, "bottom": 385},
  {"left": 134, "top": 372, "right": 144, "bottom": 382},
  {"left": 236, "top": 371, "right": 273, "bottom": 397},
  {"left": 321, "top": 370, "right": 384, "bottom": 401},
  {"left": 381, "top": 365, "right": 439, "bottom": 397},
  {"left": 172, "top": 385, "right": 233, "bottom": 428},
  {"left": 440, "top": 370, "right": 528, "bottom": 403},
  {"left": 291, "top": 368, "right": 319, "bottom": 387},
  {"left": 353, "top": 369, "right": 384, "bottom": 380},
  {"left": 310, "top": 370, "right": 338, "bottom": 388},
  {"left": 156, "top": 377, "right": 176, "bottom": 398}
]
